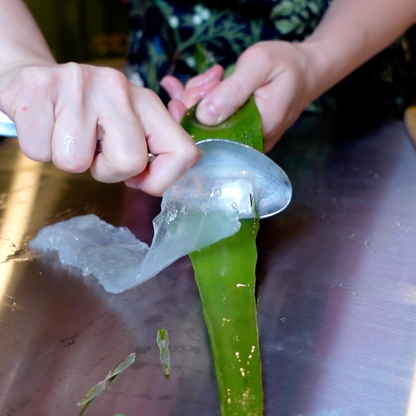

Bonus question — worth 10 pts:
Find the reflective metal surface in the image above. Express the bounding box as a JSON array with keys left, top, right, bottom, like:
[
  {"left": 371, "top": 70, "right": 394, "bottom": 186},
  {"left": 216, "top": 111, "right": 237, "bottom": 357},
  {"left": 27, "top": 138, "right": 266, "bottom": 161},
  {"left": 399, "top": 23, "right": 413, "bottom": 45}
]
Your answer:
[
  {"left": 196, "top": 139, "right": 292, "bottom": 219},
  {"left": 1, "top": 115, "right": 416, "bottom": 416}
]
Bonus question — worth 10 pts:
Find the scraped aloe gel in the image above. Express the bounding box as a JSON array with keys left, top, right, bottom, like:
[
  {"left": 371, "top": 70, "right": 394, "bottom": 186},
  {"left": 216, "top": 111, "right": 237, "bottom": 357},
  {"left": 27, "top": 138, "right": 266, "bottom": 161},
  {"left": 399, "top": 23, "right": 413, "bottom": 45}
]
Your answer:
[{"left": 182, "top": 97, "right": 264, "bottom": 415}]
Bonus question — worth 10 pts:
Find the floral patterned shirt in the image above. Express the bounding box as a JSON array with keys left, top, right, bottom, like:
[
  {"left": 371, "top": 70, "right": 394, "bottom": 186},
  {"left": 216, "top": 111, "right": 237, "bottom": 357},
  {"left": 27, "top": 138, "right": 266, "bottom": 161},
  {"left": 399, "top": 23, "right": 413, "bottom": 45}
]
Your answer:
[
  {"left": 126, "top": 0, "right": 406, "bottom": 119},
  {"left": 127, "top": 0, "right": 330, "bottom": 92}
]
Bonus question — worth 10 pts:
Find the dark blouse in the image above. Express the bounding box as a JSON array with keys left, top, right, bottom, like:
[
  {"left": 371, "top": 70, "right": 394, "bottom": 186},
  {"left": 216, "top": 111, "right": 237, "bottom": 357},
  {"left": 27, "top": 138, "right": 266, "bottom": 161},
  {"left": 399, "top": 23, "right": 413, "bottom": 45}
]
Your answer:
[{"left": 126, "top": 0, "right": 406, "bottom": 120}]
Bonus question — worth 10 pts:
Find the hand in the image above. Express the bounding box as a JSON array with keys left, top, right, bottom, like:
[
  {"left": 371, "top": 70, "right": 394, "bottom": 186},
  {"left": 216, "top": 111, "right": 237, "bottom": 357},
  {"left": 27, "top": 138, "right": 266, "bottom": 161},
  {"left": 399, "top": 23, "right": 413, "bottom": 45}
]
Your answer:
[
  {"left": 0, "top": 62, "right": 199, "bottom": 196},
  {"left": 161, "top": 41, "right": 317, "bottom": 152}
]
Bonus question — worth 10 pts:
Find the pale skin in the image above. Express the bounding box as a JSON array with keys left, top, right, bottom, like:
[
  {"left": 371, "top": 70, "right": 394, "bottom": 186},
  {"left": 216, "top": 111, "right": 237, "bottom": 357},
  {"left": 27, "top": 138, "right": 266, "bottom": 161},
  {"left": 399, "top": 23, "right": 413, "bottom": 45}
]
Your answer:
[
  {"left": 0, "top": 0, "right": 199, "bottom": 196},
  {"left": 1, "top": 1, "right": 416, "bottom": 196},
  {"left": 161, "top": 0, "right": 416, "bottom": 152}
]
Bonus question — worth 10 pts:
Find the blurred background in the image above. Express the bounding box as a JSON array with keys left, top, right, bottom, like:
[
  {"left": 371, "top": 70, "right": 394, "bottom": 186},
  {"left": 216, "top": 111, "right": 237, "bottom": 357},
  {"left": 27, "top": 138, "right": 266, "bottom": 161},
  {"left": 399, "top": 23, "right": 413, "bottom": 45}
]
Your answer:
[
  {"left": 23, "top": 0, "right": 416, "bottom": 106},
  {"left": 25, "top": 0, "right": 130, "bottom": 69}
]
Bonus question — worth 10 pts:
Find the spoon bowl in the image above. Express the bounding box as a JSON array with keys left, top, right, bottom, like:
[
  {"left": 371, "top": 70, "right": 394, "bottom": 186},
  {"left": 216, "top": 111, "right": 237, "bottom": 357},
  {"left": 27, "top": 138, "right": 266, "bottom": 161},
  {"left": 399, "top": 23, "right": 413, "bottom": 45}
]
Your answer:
[{"left": 195, "top": 139, "right": 292, "bottom": 219}]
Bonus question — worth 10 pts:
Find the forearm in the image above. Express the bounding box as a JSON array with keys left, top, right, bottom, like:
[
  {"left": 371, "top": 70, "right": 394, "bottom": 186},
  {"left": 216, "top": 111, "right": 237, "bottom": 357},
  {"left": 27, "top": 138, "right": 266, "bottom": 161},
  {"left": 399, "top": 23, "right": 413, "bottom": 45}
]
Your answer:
[
  {"left": 302, "top": 0, "right": 416, "bottom": 99},
  {"left": 0, "top": 0, "right": 55, "bottom": 70}
]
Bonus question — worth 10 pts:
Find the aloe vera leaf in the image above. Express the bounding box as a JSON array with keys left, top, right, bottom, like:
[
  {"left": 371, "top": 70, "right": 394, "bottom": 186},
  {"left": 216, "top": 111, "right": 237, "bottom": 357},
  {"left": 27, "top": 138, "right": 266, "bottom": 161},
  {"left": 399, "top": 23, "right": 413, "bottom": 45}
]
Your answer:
[
  {"left": 190, "top": 219, "right": 263, "bottom": 415},
  {"left": 181, "top": 96, "right": 263, "bottom": 152},
  {"left": 156, "top": 329, "right": 171, "bottom": 378},
  {"left": 183, "top": 97, "right": 264, "bottom": 415},
  {"left": 194, "top": 44, "right": 215, "bottom": 74}
]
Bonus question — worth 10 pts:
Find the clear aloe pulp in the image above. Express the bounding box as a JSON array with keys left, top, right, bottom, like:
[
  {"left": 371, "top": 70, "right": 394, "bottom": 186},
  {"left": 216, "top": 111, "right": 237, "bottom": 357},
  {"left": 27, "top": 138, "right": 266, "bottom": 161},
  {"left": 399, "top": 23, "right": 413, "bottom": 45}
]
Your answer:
[{"left": 183, "top": 97, "right": 264, "bottom": 415}]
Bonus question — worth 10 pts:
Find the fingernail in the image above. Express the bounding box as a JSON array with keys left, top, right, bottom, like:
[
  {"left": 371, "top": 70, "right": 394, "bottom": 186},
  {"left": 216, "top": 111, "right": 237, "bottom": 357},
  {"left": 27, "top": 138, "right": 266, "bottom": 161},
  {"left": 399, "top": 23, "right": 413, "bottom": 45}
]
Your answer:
[
  {"left": 159, "top": 78, "right": 168, "bottom": 88},
  {"left": 197, "top": 101, "right": 222, "bottom": 125}
]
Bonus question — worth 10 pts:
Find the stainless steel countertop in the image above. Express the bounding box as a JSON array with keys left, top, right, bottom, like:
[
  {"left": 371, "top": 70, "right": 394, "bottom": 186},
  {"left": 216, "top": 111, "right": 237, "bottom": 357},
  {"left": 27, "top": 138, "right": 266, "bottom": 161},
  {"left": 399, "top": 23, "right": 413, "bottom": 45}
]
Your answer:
[{"left": 1, "top": 115, "right": 416, "bottom": 416}]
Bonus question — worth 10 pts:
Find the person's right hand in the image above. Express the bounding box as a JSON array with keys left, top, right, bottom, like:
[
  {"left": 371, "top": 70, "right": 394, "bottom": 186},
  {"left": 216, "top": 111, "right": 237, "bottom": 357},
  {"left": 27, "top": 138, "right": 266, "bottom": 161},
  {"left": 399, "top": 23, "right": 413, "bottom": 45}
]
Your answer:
[
  {"left": 161, "top": 42, "right": 320, "bottom": 153},
  {"left": 0, "top": 62, "right": 199, "bottom": 196}
]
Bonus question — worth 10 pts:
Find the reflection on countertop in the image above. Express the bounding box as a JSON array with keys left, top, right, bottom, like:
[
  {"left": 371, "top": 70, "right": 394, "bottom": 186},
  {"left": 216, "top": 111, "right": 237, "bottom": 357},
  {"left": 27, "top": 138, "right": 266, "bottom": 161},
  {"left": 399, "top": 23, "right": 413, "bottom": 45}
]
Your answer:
[{"left": 1, "top": 114, "right": 416, "bottom": 415}]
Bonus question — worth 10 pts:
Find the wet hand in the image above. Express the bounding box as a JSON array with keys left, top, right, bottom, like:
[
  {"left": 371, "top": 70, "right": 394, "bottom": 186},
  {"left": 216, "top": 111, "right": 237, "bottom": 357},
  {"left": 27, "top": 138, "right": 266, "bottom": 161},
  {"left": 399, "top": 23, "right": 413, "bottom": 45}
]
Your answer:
[{"left": 0, "top": 62, "right": 199, "bottom": 196}]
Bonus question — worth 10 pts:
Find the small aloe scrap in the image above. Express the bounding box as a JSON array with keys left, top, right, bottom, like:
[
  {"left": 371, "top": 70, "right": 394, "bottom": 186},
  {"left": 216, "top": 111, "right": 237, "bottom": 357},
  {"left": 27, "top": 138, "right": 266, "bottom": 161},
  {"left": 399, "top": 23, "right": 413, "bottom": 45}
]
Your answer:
[
  {"left": 77, "top": 352, "right": 136, "bottom": 416},
  {"left": 156, "top": 328, "right": 171, "bottom": 378}
]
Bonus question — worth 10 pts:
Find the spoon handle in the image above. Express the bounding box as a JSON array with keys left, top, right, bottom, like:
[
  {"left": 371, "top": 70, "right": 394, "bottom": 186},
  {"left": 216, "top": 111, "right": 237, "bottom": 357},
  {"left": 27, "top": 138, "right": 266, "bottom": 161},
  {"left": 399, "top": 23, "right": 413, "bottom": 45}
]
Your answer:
[{"left": 0, "top": 110, "right": 17, "bottom": 137}]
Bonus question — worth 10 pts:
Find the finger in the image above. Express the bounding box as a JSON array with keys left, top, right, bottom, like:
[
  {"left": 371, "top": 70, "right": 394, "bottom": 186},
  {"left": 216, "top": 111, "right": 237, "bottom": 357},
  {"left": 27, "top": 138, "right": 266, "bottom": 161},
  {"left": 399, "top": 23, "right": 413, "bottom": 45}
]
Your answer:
[
  {"left": 10, "top": 67, "right": 56, "bottom": 162},
  {"left": 14, "top": 98, "right": 55, "bottom": 162},
  {"left": 51, "top": 103, "right": 97, "bottom": 173},
  {"left": 181, "top": 78, "right": 222, "bottom": 108},
  {"left": 160, "top": 65, "right": 223, "bottom": 103},
  {"left": 254, "top": 73, "right": 299, "bottom": 152},
  {"left": 196, "top": 51, "right": 272, "bottom": 125},
  {"left": 160, "top": 76, "right": 185, "bottom": 100},
  {"left": 168, "top": 99, "right": 187, "bottom": 123},
  {"left": 185, "top": 64, "right": 224, "bottom": 89},
  {"left": 89, "top": 70, "right": 150, "bottom": 182},
  {"left": 126, "top": 88, "right": 199, "bottom": 196},
  {"left": 48, "top": 64, "right": 103, "bottom": 173}
]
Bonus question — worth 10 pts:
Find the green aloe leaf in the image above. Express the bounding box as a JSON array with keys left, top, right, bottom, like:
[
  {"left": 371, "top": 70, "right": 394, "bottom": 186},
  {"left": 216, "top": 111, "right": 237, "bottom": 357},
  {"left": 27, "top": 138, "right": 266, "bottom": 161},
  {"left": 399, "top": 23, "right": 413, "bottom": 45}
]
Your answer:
[
  {"left": 182, "top": 93, "right": 264, "bottom": 415},
  {"left": 181, "top": 96, "right": 263, "bottom": 152},
  {"left": 194, "top": 44, "right": 215, "bottom": 74}
]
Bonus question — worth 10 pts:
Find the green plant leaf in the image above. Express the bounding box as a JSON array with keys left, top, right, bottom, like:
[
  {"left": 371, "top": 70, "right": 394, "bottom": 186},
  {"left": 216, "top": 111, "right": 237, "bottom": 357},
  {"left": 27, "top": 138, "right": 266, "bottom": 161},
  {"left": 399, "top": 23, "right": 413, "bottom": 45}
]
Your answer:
[
  {"left": 271, "top": 1, "right": 295, "bottom": 17},
  {"left": 309, "top": 1, "right": 321, "bottom": 14},
  {"left": 77, "top": 380, "right": 107, "bottom": 407},
  {"left": 107, "top": 352, "right": 136, "bottom": 380},
  {"left": 156, "top": 329, "right": 171, "bottom": 378},
  {"left": 273, "top": 19, "right": 297, "bottom": 34},
  {"left": 77, "top": 352, "right": 136, "bottom": 416}
]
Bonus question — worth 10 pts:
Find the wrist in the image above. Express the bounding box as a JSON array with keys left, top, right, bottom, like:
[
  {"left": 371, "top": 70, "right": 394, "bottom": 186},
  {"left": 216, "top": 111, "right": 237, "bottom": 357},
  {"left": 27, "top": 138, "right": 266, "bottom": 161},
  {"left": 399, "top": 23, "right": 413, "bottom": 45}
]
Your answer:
[{"left": 297, "top": 37, "right": 358, "bottom": 102}]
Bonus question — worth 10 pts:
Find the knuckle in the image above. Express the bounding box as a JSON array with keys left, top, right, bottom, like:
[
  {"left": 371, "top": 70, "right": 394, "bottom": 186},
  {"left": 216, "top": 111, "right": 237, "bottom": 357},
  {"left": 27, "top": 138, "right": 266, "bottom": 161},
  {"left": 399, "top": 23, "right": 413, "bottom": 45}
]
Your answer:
[
  {"left": 99, "top": 67, "right": 129, "bottom": 91},
  {"left": 243, "top": 44, "right": 275, "bottom": 71},
  {"left": 19, "top": 67, "right": 54, "bottom": 96},
  {"left": 222, "top": 82, "right": 240, "bottom": 101},
  {"left": 60, "top": 62, "right": 85, "bottom": 87},
  {"left": 182, "top": 141, "right": 200, "bottom": 168},
  {"left": 137, "top": 87, "right": 159, "bottom": 104},
  {"left": 149, "top": 184, "right": 166, "bottom": 197}
]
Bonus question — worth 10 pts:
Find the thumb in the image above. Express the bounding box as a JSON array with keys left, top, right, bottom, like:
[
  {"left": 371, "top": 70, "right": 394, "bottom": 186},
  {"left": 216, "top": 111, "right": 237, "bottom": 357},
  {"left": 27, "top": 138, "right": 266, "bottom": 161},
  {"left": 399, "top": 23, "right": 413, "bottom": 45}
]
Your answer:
[
  {"left": 160, "top": 76, "right": 185, "bottom": 100},
  {"left": 195, "top": 57, "right": 268, "bottom": 126}
]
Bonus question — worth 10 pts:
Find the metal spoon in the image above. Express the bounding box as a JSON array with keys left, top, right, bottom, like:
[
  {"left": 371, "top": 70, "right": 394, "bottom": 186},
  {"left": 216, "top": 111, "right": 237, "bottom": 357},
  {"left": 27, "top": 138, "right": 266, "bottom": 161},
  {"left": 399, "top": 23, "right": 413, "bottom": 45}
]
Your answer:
[
  {"left": 0, "top": 111, "right": 292, "bottom": 218},
  {"left": 195, "top": 139, "right": 292, "bottom": 219}
]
